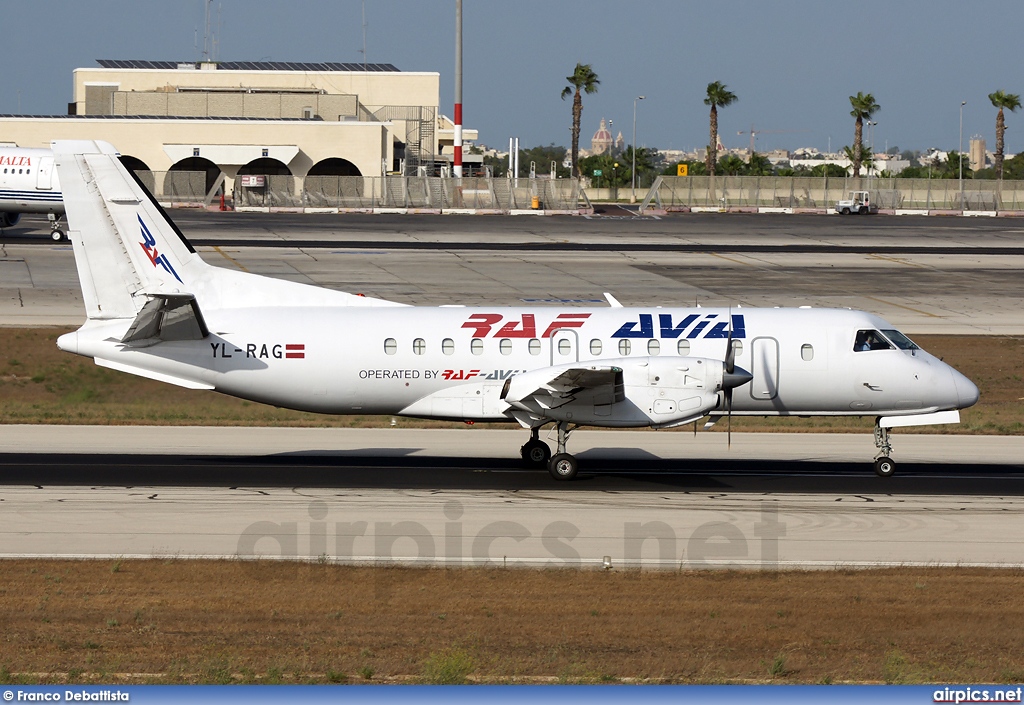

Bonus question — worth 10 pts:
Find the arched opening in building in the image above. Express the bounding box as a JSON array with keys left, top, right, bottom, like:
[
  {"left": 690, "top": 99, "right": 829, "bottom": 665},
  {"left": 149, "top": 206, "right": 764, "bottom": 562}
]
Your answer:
[
  {"left": 235, "top": 158, "right": 294, "bottom": 207},
  {"left": 118, "top": 155, "right": 155, "bottom": 194},
  {"left": 307, "top": 158, "right": 361, "bottom": 177},
  {"left": 305, "top": 157, "right": 363, "bottom": 205},
  {"left": 167, "top": 157, "right": 222, "bottom": 200},
  {"left": 238, "top": 158, "right": 292, "bottom": 177}
]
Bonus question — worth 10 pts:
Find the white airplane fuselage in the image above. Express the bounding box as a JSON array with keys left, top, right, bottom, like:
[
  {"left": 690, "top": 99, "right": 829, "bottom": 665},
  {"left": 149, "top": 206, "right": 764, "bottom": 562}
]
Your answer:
[
  {"left": 0, "top": 147, "right": 63, "bottom": 225},
  {"left": 60, "top": 305, "right": 976, "bottom": 425}
]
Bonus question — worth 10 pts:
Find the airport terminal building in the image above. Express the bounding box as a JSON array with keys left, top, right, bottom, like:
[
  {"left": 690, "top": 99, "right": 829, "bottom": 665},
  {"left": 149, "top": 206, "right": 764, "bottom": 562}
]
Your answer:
[{"left": 0, "top": 59, "right": 479, "bottom": 204}]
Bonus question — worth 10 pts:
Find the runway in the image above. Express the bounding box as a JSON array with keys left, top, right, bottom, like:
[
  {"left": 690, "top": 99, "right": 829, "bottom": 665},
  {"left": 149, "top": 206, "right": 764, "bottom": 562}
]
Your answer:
[
  {"left": 4, "top": 212, "right": 1024, "bottom": 332},
  {"left": 2, "top": 427, "right": 1023, "bottom": 568}
]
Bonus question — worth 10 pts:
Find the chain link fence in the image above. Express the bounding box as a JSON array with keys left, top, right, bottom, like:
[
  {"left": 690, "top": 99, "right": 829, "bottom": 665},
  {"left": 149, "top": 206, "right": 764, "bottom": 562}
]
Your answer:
[
  {"left": 237, "top": 176, "right": 589, "bottom": 211},
  {"left": 641, "top": 175, "right": 1024, "bottom": 212},
  {"left": 134, "top": 172, "right": 591, "bottom": 212}
]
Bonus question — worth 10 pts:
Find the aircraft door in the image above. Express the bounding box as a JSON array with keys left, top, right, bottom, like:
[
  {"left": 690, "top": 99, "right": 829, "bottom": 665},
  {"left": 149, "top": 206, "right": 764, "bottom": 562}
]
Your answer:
[
  {"left": 550, "top": 329, "right": 579, "bottom": 365},
  {"left": 750, "top": 336, "right": 780, "bottom": 400},
  {"left": 35, "top": 157, "right": 54, "bottom": 190}
]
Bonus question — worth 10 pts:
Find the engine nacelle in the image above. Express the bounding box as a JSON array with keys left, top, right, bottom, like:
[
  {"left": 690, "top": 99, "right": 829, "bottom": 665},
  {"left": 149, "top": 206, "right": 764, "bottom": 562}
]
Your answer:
[
  {"left": 504, "top": 356, "right": 727, "bottom": 428},
  {"left": 0, "top": 212, "right": 21, "bottom": 228}
]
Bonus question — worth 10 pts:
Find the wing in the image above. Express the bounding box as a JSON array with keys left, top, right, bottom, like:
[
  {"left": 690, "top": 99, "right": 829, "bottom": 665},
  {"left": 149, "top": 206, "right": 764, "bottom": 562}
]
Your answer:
[{"left": 503, "top": 364, "right": 624, "bottom": 410}]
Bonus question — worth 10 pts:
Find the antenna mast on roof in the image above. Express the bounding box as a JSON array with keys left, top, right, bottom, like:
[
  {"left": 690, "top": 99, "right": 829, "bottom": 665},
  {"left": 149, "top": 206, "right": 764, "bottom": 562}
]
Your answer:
[
  {"left": 361, "top": 0, "right": 368, "bottom": 72},
  {"left": 202, "top": 0, "right": 212, "bottom": 61}
]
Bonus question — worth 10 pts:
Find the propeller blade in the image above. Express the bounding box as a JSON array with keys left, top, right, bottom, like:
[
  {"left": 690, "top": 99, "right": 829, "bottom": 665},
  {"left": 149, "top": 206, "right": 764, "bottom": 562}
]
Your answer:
[
  {"left": 725, "top": 307, "right": 735, "bottom": 374},
  {"left": 726, "top": 388, "right": 732, "bottom": 449}
]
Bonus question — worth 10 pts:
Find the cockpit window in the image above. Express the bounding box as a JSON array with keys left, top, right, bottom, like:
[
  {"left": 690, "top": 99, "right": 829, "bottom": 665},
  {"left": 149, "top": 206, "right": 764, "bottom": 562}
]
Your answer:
[
  {"left": 853, "top": 329, "right": 893, "bottom": 352},
  {"left": 880, "top": 329, "right": 920, "bottom": 351}
]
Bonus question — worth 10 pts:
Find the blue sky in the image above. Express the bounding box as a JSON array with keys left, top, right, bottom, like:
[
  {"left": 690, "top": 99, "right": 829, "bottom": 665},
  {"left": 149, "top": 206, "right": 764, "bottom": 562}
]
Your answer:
[{"left": 2, "top": 0, "right": 1022, "bottom": 155}]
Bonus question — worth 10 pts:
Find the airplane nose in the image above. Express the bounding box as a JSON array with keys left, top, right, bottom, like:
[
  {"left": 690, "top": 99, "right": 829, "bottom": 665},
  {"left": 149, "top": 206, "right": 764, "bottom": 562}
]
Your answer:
[{"left": 950, "top": 367, "right": 980, "bottom": 409}]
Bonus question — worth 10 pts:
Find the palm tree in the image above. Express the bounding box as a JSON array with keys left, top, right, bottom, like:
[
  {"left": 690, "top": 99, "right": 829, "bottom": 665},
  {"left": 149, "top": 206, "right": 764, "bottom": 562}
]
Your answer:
[
  {"left": 561, "top": 63, "right": 600, "bottom": 178},
  {"left": 704, "top": 81, "right": 737, "bottom": 176},
  {"left": 848, "top": 92, "right": 880, "bottom": 177},
  {"left": 843, "top": 144, "right": 874, "bottom": 176},
  {"left": 989, "top": 89, "right": 1022, "bottom": 179}
]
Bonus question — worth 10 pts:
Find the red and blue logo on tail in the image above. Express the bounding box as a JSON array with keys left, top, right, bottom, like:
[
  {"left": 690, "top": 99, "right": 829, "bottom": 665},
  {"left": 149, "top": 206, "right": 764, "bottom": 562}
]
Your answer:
[{"left": 138, "top": 214, "right": 182, "bottom": 283}]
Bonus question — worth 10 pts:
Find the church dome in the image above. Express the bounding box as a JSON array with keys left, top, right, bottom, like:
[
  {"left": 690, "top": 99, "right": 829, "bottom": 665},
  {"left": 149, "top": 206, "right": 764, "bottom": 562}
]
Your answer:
[{"left": 591, "top": 118, "right": 613, "bottom": 155}]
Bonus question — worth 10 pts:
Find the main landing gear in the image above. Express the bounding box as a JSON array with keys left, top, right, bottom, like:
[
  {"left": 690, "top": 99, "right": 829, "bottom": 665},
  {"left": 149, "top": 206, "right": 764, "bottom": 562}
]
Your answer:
[
  {"left": 520, "top": 427, "right": 552, "bottom": 467},
  {"left": 873, "top": 421, "right": 896, "bottom": 478},
  {"left": 520, "top": 423, "right": 580, "bottom": 481},
  {"left": 48, "top": 213, "right": 67, "bottom": 242}
]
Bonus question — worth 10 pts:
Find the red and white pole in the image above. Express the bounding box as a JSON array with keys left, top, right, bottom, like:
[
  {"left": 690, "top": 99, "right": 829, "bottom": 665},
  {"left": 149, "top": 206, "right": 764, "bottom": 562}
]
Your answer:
[{"left": 453, "top": 0, "right": 463, "bottom": 178}]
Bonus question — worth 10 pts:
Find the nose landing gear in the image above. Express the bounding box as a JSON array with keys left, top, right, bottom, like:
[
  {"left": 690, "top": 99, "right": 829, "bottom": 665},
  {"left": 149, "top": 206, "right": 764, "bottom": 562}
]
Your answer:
[{"left": 873, "top": 422, "right": 896, "bottom": 477}]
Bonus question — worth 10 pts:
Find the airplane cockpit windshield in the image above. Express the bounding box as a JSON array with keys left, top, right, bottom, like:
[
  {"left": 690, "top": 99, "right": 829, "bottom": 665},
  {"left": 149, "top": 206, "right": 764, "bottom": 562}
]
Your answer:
[
  {"left": 853, "top": 329, "right": 892, "bottom": 352},
  {"left": 880, "top": 329, "right": 920, "bottom": 351}
]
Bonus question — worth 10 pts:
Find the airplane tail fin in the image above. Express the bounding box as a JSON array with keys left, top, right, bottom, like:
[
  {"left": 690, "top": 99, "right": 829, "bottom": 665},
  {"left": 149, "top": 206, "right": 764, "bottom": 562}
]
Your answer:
[{"left": 52, "top": 140, "right": 206, "bottom": 321}]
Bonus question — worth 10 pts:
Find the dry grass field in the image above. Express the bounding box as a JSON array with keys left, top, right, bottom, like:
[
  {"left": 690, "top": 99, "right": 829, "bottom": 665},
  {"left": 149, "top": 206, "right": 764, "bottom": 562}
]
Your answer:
[
  {"left": 0, "top": 561, "right": 1023, "bottom": 685},
  {"left": 0, "top": 328, "right": 1021, "bottom": 433}
]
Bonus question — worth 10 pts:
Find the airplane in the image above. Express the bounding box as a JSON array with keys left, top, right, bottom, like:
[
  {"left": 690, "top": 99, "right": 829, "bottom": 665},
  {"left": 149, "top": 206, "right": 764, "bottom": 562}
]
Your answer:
[
  {"left": 51, "top": 140, "right": 980, "bottom": 481},
  {"left": 0, "top": 145, "right": 67, "bottom": 240}
]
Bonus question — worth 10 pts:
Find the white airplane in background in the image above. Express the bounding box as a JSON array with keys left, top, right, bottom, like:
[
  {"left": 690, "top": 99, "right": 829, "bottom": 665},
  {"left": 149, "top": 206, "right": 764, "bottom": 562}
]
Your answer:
[
  {"left": 0, "top": 145, "right": 67, "bottom": 240},
  {"left": 52, "top": 140, "right": 979, "bottom": 480}
]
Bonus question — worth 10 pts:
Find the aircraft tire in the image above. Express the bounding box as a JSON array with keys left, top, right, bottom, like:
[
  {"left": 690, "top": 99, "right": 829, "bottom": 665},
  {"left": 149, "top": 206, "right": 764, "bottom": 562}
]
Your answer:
[
  {"left": 874, "top": 456, "right": 896, "bottom": 478},
  {"left": 521, "top": 439, "right": 551, "bottom": 467},
  {"left": 548, "top": 453, "right": 579, "bottom": 481},
  {"left": 51, "top": 230, "right": 65, "bottom": 242}
]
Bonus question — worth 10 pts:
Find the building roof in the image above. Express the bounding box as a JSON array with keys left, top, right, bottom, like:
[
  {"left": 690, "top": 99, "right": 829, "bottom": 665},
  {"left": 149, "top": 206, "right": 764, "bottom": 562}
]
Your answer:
[{"left": 96, "top": 59, "right": 400, "bottom": 72}]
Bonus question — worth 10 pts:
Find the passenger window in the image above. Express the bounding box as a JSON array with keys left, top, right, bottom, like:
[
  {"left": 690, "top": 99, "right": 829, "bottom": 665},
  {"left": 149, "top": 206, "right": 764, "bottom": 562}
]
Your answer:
[
  {"left": 499, "top": 339, "right": 512, "bottom": 355},
  {"left": 618, "top": 339, "right": 631, "bottom": 356},
  {"left": 413, "top": 338, "right": 426, "bottom": 355},
  {"left": 590, "top": 339, "right": 602, "bottom": 355},
  {"left": 442, "top": 338, "right": 455, "bottom": 355},
  {"left": 677, "top": 339, "right": 690, "bottom": 355},
  {"left": 647, "top": 339, "right": 660, "bottom": 355},
  {"left": 528, "top": 338, "right": 541, "bottom": 355},
  {"left": 853, "top": 329, "right": 892, "bottom": 352},
  {"left": 730, "top": 340, "right": 742, "bottom": 357},
  {"left": 384, "top": 338, "right": 397, "bottom": 355},
  {"left": 801, "top": 344, "right": 813, "bottom": 361},
  {"left": 470, "top": 338, "right": 483, "bottom": 355},
  {"left": 557, "top": 339, "right": 572, "bottom": 356}
]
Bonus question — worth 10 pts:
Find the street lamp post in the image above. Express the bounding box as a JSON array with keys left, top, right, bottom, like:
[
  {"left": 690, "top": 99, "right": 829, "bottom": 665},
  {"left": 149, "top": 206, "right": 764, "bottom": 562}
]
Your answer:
[
  {"left": 867, "top": 121, "right": 877, "bottom": 181},
  {"left": 959, "top": 100, "right": 966, "bottom": 210},
  {"left": 631, "top": 95, "right": 645, "bottom": 203}
]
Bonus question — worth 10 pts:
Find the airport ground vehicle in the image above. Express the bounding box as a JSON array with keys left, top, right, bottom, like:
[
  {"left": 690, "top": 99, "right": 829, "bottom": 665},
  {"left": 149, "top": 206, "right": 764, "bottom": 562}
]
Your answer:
[{"left": 833, "top": 190, "right": 877, "bottom": 215}]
